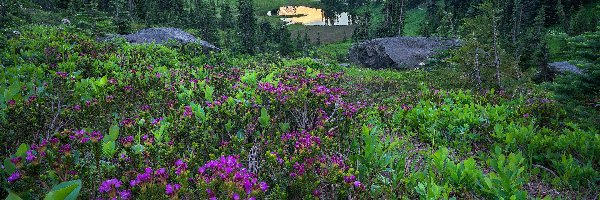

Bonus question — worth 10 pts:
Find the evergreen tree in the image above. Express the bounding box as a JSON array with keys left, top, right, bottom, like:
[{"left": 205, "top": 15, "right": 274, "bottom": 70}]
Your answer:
[
  {"left": 110, "top": 0, "right": 131, "bottom": 34},
  {"left": 352, "top": 8, "right": 372, "bottom": 41},
  {"left": 258, "top": 20, "right": 273, "bottom": 52},
  {"left": 220, "top": 2, "right": 234, "bottom": 30},
  {"left": 278, "top": 25, "right": 294, "bottom": 56},
  {"left": 303, "top": 31, "right": 311, "bottom": 54},
  {"left": 556, "top": 0, "right": 569, "bottom": 32},
  {"left": 455, "top": 0, "right": 514, "bottom": 89},
  {"left": 532, "top": 6, "right": 553, "bottom": 82},
  {"left": 509, "top": 0, "right": 524, "bottom": 61},
  {"left": 0, "top": 0, "right": 30, "bottom": 29},
  {"left": 199, "top": 0, "right": 218, "bottom": 43},
  {"left": 436, "top": 9, "right": 455, "bottom": 37},
  {"left": 237, "top": 0, "right": 257, "bottom": 54},
  {"left": 421, "top": 0, "right": 441, "bottom": 37},
  {"left": 295, "top": 32, "right": 304, "bottom": 55},
  {"left": 378, "top": 0, "right": 406, "bottom": 37}
]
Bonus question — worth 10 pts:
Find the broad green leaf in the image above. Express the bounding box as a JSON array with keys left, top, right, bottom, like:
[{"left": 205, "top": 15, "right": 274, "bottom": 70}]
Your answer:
[
  {"left": 204, "top": 85, "right": 214, "bottom": 102},
  {"left": 102, "top": 141, "right": 116, "bottom": 158},
  {"left": 97, "top": 76, "right": 107, "bottom": 87},
  {"left": 15, "top": 143, "right": 29, "bottom": 157},
  {"left": 6, "top": 190, "right": 23, "bottom": 200},
  {"left": 225, "top": 120, "right": 233, "bottom": 133},
  {"left": 258, "top": 107, "right": 270, "bottom": 128},
  {"left": 132, "top": 144, "right": 145, "bottom": 154},
  {"left": 3, "top": 158, "right": 16, "bottom": 175},
  {"left": 279, "top": 123, "right": 290, "bottom": 133},
  {"left": 194, "top": 106, "right": 206, "bottom": 122},
  {"left": 5, "top": 81, "right": 20, "bottom": 103},
  {"left": 44, "top": 180, "right": 82, "bottom": 200},
  {"left": 103, "top": 125, "right": 119, "bottom": 142},
  {"left": 236, "top": 129, "right": 245, "bottom": 140}
]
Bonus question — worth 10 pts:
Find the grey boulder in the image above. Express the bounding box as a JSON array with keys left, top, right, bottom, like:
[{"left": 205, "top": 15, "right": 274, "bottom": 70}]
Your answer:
[
  {"left": 100, "top": 28, "right": 219, "bottom": 51},
  {"left": 349, "top": 37, "right": 459, "bottom": 70},
  {"left": 548, "top": 61, "right": 583, "bottom": 74}
]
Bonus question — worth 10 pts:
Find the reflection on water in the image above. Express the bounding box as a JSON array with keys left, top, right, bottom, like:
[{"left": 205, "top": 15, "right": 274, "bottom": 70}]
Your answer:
[{"left": 268, "top": 6, "right": 351, "bottom": 26}]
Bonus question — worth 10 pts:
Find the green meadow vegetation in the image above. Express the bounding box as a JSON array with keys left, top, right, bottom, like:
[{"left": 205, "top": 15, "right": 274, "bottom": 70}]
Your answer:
[{"left": 1, "top": 0, "right": 599, "bottom": 199}]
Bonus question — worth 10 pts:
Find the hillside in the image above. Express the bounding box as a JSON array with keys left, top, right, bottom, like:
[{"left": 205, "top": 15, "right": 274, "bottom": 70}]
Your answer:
[{"left": 1, "top": 0, "right": 599, "bottom": 199}]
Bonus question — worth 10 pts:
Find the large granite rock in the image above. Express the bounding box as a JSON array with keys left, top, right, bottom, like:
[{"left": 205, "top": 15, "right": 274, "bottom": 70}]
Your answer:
[
  {"left": 548, "top": 61, "right": 583, "bottom": 74},
  {"left": 349, "top": 37, "right": 459, "bottom": 70},
  {"left": 100, "top": 28, "right": 219, "bottom": 51}
]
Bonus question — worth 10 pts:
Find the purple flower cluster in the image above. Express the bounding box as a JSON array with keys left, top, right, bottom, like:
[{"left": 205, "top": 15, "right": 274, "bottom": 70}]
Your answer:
[
  {"left": 89, "top": 131, "right": 103, "bottom": 142},
  {"left": 281, "top": 131, "right": 321, "bottom": 152},
  {"left": 99, "top": 178, "right": 122, "bottom": 193},
  {"left": 140, "top": 104, "right": 151, "bottom": 112},
  {"left": 130, "top": 167, "right": 153, "bottom": 187},
  {"left": 121, "top": 118, "right": 134, "bottom": 127},
  {"left": 151, "top": 117, "right": 163, "bottom": 126},
  {"left": 7, "top": 171, "right": 21, "bottom": 183},
  {"left": 343, "top": 175, "right": 364, "bottom": 190},
  {"left": 344, "top": 175, "right": 356, "bottom": 183},
  {"left": 290, "top": 162, "right": 306, "bottom": 178},
  {"left": 197, "top": 155, "right": 268, "bottom": 198},
  {"left": 25, "top": 150, "right": 36, "bottom": 162},
  {"left": 258, "top": 82, "right": 297, "bottom": 102},
  {"left": 10, "top": 157, "right": 22, "bottom": 165},
  {"left": 183, "top": 106, "right": 193, "bottom": 118},
  {"left": 120, "top": 136, "right": 134, "bottom": 147},
  {"left": 142, "top": 134, "right": 154, "bottom": 145},
  {"left": 99, "top": 178, "right": 131, "bottom": 199},
  {"left": 69, "top": 129, "right": 103, "bottom": 143},
  {"left": 123, "top": 85, "right": 133, "bottom": 92},
  {"left": 174, "top": 159, "right": 188, "bottom": 175},
  {"left": 56, "top": 71, "right": 68, "bottom": 78},
  {"left": 340, "top": 101, "right": 366, "bottom": 118},
  {"left": 165, "top": 183, "right": 181, "bottom": 196},
  {"left": 155, "top": 168, "right": 169, "bottom": 183},
  {"left": 58, "top": 144, "right": 71, "bottom": 155}
]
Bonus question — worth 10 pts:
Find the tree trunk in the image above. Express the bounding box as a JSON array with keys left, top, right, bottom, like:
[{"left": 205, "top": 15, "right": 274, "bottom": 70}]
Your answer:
[
  {"left": 398, "top": 0, "right": 405, "bottom": 36},
  {"left": 512, "top": 0, "right": 523, "bottom": 79},
  {"left": 475, "top": 47, "right": 482, "bottom": 89},
  {"left": 492, "top": 16, "right": 502, "bottom": 88}
]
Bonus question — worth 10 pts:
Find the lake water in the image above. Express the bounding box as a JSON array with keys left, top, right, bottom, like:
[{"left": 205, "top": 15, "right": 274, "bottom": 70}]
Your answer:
[{"left": 268, "top": 6, "right": 351, "bottom": 26}]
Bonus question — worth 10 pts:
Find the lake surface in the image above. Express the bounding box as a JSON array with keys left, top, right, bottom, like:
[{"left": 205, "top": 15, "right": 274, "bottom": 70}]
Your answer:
[{"left": 268, "top": 6, "right": 351, "bottom": 26}]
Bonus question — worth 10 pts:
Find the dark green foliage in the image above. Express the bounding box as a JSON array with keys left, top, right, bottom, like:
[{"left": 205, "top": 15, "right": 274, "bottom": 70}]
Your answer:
[
  {"left": 198, "top": 0, "right": 218, "bottom": 43},
  {"left": 237, "top": 0, "right": 257, "bottom": 54},
  {"left": 0, "top": 0, "right": 31, "bottom": 29},
  {"left": 420, "top": 0, "right": 441, "bottom": 37},
  {"left": 532, "top": 6, "right": 553, "bottom": 82},
  {"left": 277, "top": 25, "right": 294, "bottom": 56},
  {"left": 551, "top": 29, "right": 600, "bottom": 128},
  {"left": 219, "top": 2, "right": 234, "bottom": 30},
  {"left": 352, "top": 8, "right": 372, "bottom": 41},
  {"left": 568, "top": 5, "right": 599, "bottom": 35},
  {"left": 110, "top": 0, "right": 131, "bottom": 34},
  {"left": 257, "top": 20, "right": 274, "bottom": 52},
  {"left": 377, "top": 0, "right": 406, "bottom": 37}
]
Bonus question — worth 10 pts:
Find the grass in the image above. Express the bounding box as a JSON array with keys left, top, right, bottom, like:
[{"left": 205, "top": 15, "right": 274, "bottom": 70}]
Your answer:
[
  {"left": 315, "top": 40, "right": 353, "bottom": 62},
  {"left": 403, "top": 7, "right": 426, "bottom": 36},
  {"left": 294, "top": 25, "right": 356, "bottom": 44}
]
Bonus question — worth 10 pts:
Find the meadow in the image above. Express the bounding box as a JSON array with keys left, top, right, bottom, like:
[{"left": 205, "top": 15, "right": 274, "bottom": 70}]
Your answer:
[{"left": 1, "top": 25, "right": 598, "bottom": 199}]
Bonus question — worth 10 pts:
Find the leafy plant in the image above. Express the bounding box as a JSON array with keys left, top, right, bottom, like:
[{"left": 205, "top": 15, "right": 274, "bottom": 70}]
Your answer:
[{"left": 479, "top": 147, "right": 528, "bottom": 199}]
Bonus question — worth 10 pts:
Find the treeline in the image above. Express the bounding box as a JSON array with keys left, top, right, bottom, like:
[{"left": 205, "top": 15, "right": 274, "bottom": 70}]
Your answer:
[
  {"left": 0, "top": 0, "right": 311, "bottom": 56},
  {"left": 346, "top": 0, "right": 597, "bottom": 87}
]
